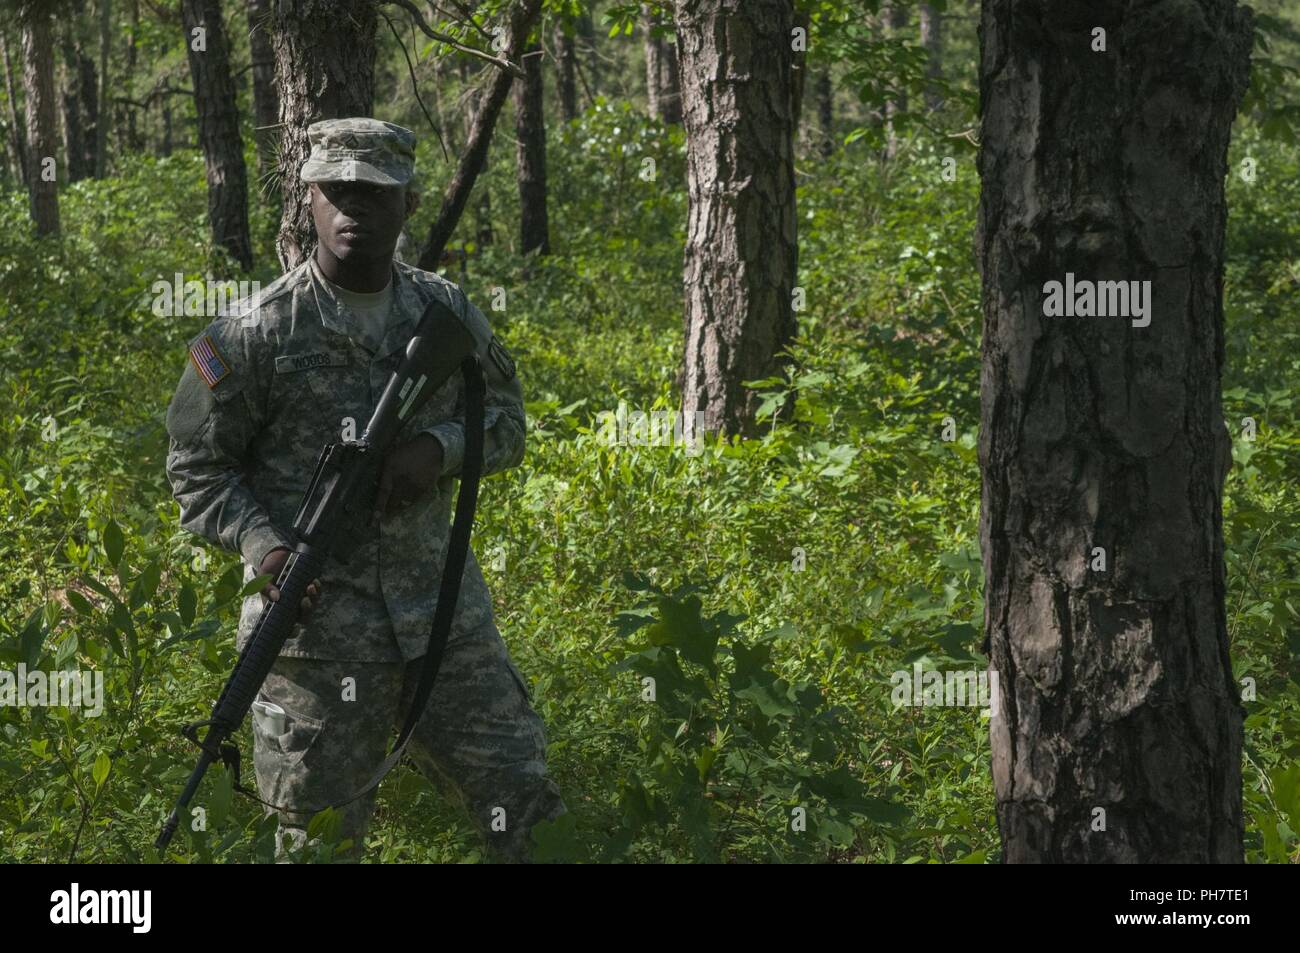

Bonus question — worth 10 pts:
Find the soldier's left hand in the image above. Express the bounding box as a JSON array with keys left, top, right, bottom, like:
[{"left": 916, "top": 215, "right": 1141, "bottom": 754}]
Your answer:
[{"left": 373, "top": 433, "right": 444, "bottom": 522}]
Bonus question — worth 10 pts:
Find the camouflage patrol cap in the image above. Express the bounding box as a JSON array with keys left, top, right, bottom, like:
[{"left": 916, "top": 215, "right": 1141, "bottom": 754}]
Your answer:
[{"left": 300, "top": 118, "right": 417, "bottom": 187}]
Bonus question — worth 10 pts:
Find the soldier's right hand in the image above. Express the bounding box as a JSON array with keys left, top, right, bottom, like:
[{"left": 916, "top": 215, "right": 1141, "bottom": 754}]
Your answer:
[{"left": 258, "top": 547, "right": 322, "bottom": 615}]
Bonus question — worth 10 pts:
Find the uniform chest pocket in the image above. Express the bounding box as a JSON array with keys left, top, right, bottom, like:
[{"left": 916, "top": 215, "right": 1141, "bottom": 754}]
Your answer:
[{"left": 274, "top": 352, "right": 369, "bottom": 437}]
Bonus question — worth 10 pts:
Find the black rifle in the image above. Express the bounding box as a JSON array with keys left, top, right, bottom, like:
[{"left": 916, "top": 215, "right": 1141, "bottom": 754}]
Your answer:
[{"left": 156, "top": 296, "right": 485, "bottom": 852}]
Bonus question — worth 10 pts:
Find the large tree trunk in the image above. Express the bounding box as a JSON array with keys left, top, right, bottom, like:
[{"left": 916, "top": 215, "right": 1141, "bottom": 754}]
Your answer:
[
  {"left": 674, "top": 0, "right": 797, "bottom": 438},
  {"left": 514, "top": 41, "right": 549, "bottom": 257},
  {"left": 1, "top": 30, "right": 27, "bottom": 183},
  {"left": 94, "top": 0, "right": 110, "bottom": 178},
  {"left": 246, "top": 0, "right": 280, "bottom": 183},
  {"left": 271, "top": 0, "right": 377, "bottom": 271},
  {"left": 977, "top": 0, "right": 1253, "bottom": 863},
  {"left": 554, "top": 22, "right": 577, "bottom": 122},
  {"left": 181, "top": 0, "right": 253, "bottom": 270},
  {"left": 919, "top": 2, "right": 943, "bottom": 112},
  {"left": 19, "top": 1, "right": 60, "bottom": 236},
  {"left": 417, "top": 0, "right": 543, "bottom": 272}
]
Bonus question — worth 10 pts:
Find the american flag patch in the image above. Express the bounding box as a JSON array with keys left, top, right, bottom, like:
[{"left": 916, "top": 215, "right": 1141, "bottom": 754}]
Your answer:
[{"left": 189, "top": 335, "right": 231, "bottom": 388}]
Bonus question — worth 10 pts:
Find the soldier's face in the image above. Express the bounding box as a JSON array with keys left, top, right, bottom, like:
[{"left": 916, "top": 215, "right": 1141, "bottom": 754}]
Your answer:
[{"left": 310, "top": 180, "right": 410, "bottom": 264}]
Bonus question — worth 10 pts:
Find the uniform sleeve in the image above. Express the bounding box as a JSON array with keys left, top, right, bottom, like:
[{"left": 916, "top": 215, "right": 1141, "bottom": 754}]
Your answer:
[
  {"left": 421, "top": 289, "right": 526, "bottom": 479},
  {"left": 164, "top": 328, "right": 294, "bottom": 568}
]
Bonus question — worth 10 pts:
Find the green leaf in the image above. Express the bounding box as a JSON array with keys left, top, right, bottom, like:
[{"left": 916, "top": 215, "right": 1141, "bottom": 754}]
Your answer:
[
  {"left": 92, "top": 751, "right": 110, "bottom": 790},
  {"left": 66, "top": 589, "right": 96, "bottom": 616},
  {"left": 178, "top": 584, "right": 197, "bottom": 627},
  {"left": 129, "top": 560, "right": 162, "bottom": 610},
  {"left": 209, "top": 767, "right": 233, "bottom": 827},
  {"left": 240, "top": 573, "right": 273, "bottom": 599},
  {"left": 18, "top": 606, "right": 46, "bottom": 669},
  {"left": 103, "top": 520, "right": 125, "bottom": 568}
]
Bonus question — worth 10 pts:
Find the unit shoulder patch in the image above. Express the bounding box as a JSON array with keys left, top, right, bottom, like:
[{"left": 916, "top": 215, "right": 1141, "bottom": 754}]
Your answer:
[{"left": 487, "top": 335, "right": 517, "bottom": 381}]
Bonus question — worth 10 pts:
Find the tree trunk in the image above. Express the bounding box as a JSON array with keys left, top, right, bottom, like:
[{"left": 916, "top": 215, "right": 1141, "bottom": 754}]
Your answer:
[
  {"left": 417, "top": 0, "right": 543, "bottom": 272},
  {"left": 514, "top": 42, "right": 549, "bottom": 258},
  {"left": 95, "top": 0, "right": 110, "bottom": 178},
  {"left": 642, "top": 5, "right": 661, "bottom": 119},
  {"left": 977, "top": 0, "right": 1253, "bottom": 863},
  {"left": 125, "top": 0, "right": 140, "bottom": 151},
  {"left": 919, "top": 2, "right": 943, "bottom": 111},
  {"left": 660, "top": 34, "right": 682, "bottom": 124},
  {"left": 271, "top": 0, "right": 377, "bottom": 270},
  {"left": 58, "top": 20, "right": 98, "bottom": 184},
  {"left": 674, "top": 0, "right": 797, "bottom": 438},
  {"left": 181, "top": 0, "right": 253, "bottom": 270},
  {"left": 577, "top": 9, "right": 599, "bottom": 99},
  {"left": 884, "top": 2, "right": 907, "bottom": 159},
  {"left": 19, "top": 1, "right": 60, "bottom": 236},
  {"left": 246, "top": 0, "right": 280, "bottom": 183},
  {"left": 816, "top": 67, "right": 833, "bottom": 158},
  {"left": 1, "top": 30, "right": 26, "bottom": 183},
  {"left": 790, "top": 9, "right": 809, "bottom": 137},
  {"left": 554, "top": 22, "right": 577, "bottom": 122}
]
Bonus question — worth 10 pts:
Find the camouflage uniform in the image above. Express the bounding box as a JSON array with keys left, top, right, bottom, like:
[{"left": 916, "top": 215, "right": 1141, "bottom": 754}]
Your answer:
[{"left": 164, "top": 118, "right": 564, "bottom": 862}]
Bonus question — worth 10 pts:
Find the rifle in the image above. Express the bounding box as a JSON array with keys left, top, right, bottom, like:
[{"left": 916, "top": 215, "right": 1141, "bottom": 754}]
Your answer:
[{"left": 156, "top": 296, "right": 485, "bottom": 852}]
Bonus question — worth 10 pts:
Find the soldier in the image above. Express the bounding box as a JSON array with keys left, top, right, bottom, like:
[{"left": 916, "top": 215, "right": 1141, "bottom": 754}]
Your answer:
[{"left": 164, "top": 118, "right": 565, "bottom": 862}]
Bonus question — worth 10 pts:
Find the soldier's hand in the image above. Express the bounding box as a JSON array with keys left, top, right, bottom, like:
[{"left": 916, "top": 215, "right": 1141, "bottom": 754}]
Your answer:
[
  {"left": 258, "top": 546, "right": 322, "bottom": 614},
  {"left": 373, "top": 433, "right": 444, "bottom": 523}
]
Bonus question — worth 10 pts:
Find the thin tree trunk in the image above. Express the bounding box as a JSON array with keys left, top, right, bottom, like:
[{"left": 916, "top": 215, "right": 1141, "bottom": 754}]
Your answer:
[
  {"left": 554, "top": 22, "right": 576, "bottom": 122},
  {"left": 95, "top": 0, "right": 110, "bottom": 177},
  {"left": 514, "top": 42, "right": 548, "bottom": 257},
  {"left": 642, "top": 5, "right": 660, "bottom": 118},
  {"left": 125, "top": 0, "right": 140, "bottom": 151},
  {"left": 19, "top": 1, "right": 60, "bottom": 236},
  {"left": 919, "top": 2, "right": 943, "bottom": 112},
  {"left": 884, "top": 2, "right": 907, "bottom": 159},
  {"left": 1, "top": 30, "right": 26, "bottom": 183},
  {"left": 660, "top": 33, "right": 681, "bottom": 124},
  {"left": 790, "top": 9, "right": 809, "bottom": 136},
  {"left": 577, "top": 10, "right": 599, "bottom": 99},
  {"left": 59, "top": 30, "right": 88, "bottom": 183},
  {"left": 816, "top": 67, "right": 833, "bottom": 157},
  {"left": 417, "top": 0, "right": 543, "bottom": 271},
  {"left": 181, "top": 0, "right": 253, "bottom": 269},
  {"left": 246, "top": 0, "right": 279, "bottom": 182},
  {"left": 271, "top": 0, "right": 377, "bottom": 271},
  {"left": 674, "top": 0, "right": 797, "bottom": 437},
  {"left": 977, "top": 0, "right": 1253, "bottom": 863}
]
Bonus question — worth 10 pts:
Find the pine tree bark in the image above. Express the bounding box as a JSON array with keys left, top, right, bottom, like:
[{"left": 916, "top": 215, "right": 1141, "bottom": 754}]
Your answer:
[
  {"left": 554, "top": 22, "right": 577, "bottom": 122},
  {"left": 246, "top": 0, "right": 280, "bottom": 182},
  {"left": 674, "top": 0, "right": 797, "bottom": 437},
  {"left": 181, "top": 0, "right": 253, "bottom": 270},
  {"left": 417, "top": 0, "right": 543, "bottom": 271},
  {"left": 977, "top": 0, "right": 1253, "bottom": 863},
  {"left": 271, "top": 0, "right": 377, "bottom": 270},
  {"left": 514, "top": 42, "right": 549, "bottom": 257},
  {"left": 18, "top": 1, "right": 59, "bottom": 236}
]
